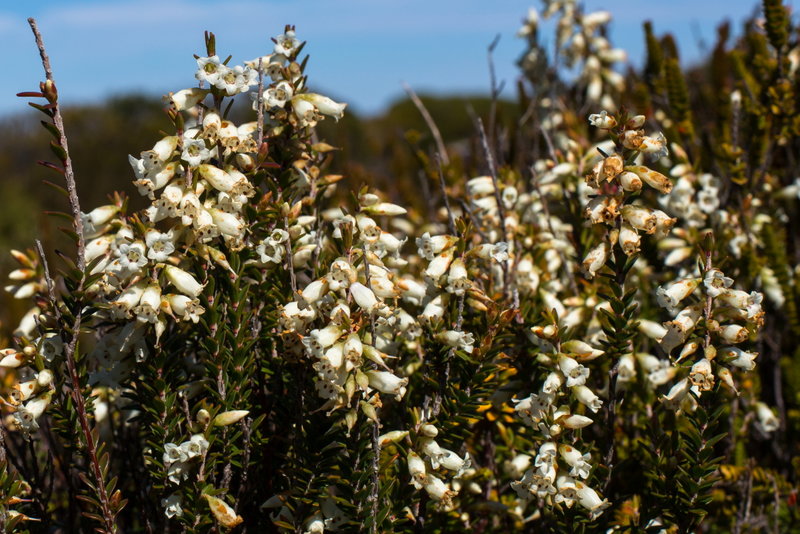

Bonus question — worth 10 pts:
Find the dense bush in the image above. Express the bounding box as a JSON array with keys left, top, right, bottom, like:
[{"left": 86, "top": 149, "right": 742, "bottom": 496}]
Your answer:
[{"left": 2, "top": 1, "right": 800, "bottom": 532}]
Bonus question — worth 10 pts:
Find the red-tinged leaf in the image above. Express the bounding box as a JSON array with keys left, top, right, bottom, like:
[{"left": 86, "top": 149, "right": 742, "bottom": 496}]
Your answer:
[
  {"left": 38, "top": 161, "right": 66, "bottom": 175},
  {"left": 28, "top": 101, "right": 54, "bottom": 116},
  {"left": 259, "top": 161, "right": 281, "bottom": 169},
  {"left": 16, "top": 91, "right": 44, "bottom": 98}
]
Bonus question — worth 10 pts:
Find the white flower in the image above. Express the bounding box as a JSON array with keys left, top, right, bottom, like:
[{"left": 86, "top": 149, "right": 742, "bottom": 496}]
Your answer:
[
  {"left": 438, "top": 448, "right": 471, "bottom": 477},
  {"left": 167, "top": 294, "right": 205, "bottom": 323},
  {"left": 274, "top": 29, "right": 301, "bottom": 57},
  {"left": 575, "top": 481, "right": 610, "bottom": 518},
  {"left": 304, "top": 513, "right": 325, "bottom": 534},
  {"left": 366, "top": 370, "right": 408, "bottom": 399},
  {"left": 704, "top": 269, "right": 733, "bottom": 298},
  {"left": 422, "top": 474, "right": 455, "bottom": 503},
  {"left": 167, "top": 461, "right": 189, "bottom": 484},
  {"left": 303, "top": 325, "right": 343, "bottom": 355},
  {"left": 558, "top": 354, "right": 590, "bottom": 387},
  {"left": 209, "top": 209, "right": 244, "bottom": 237},
  {"left": 350, "top": 282, "right": 380, "bottom": 314},
  {"left": 133, "top": 284, "right": 161, "bottom": 324},
  {"left": 145, "top": 229, "right": 175, "bottom": 262},
  {"left": 656, "top": 278, "right": 700, "bottom": 309},
  {"left": 196, "top": 55, "right": 225, "bottom": 85},
  {"left": 13, "top": 392, "right": 52, "bottom": 433},
  {"left": 416, "top": 233, "right": 457, "bottom": 260},
  {"left": 167, "top": 88, "right": 208, "bottom": 111},
  {"left": 534, "top": 442, "right": 557, "bottom": 472},
  {"left": 661, "top": 378, "right": 692, "bottom": 410},
  {"left": 40, "top": 333, "right": 64, "bottom": 362},
  {"left": 163, "top": 442, "right": 188, "bottom": 465},
  {"left": 164, "top": 265, "right": 204, "bottom": 297},
  {"left": 582, "top": 241, "right": 610, "bottom": 279},
  {"left": 542, "top": 371, "right": 563, "bottom": 394},
  {"left": 555, "top": 475, "right": 578, "bottom": 507},
  {"left": 162, "top": 493, "right": 183, "bottom": 518},
  {"left": 292, "top": 97, "right": 319, "bottom": 126},
  {"left": 115, "top": 241, "right": 148, "bottom": 274},
  {"left": 640, "top": 132, "right": 669, "bottom": 159},
  {"left": 437, "top": 330, "right": 475, "bottom": 354},
  {"left": 214, "top": 65, "right": 257, "bottom": 96},
  {"left": 264, "top": 81, "right": 294, "bottom": 108},
  {"left": 561, "top": 413, "right": 594, "bottom": 429},
  {"left": 559, "top": 444, "right": 592, "bottom": 479},
  {"left": 299, "top": 93, "right": 347, "bottom": 121},
  {"left": 181, "top": 434, "right": 209, "bottom": 459},
  {"left": 445, "top": 258, "right": 470, "bottom": 295},
  {"left": 407, "top": 451, "right": 426, "bottom": 489},
  {"left": 256, "top": 240, "right": 284, "bottom": 264},
  {"left": 689, "top": 358, "right": 714, "bottom": 391},
  {"left": 572, "top": 385, "right": 603, "bottom": 413},
  {"left": 182, "top": 137, "right": 210, "bottom": 167},
  {"left": 754, "top": 402, "right": 779, "bottom": 433},
  {"left": 513, "top": 393, "right": 552, "bottom": 425},
  {"left": 720, "top": 346, "right": 758, "bottom": 370},
  {"left": 588, "top": 110, "right": 616, "bottom": 129},
  {"left": 512, "top": 469, "right": 556, "bottom": 500}
]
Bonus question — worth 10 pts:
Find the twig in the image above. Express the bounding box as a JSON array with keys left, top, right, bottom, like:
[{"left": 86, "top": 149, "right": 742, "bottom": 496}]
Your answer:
[
  {"left": 476, "top": 118, "right": 506, "bottom": 228},
  {"left": 436, "top": 155, "right": 457, "bottom": 235},
  {"left": 402, "top": 82, "right": 449, "bottom": 165},
  {"left": 369, "top": 416, "right": 382, "bottom": 534},
  {"left": 486, "top": 34, "right": 504, "bottom": 158},
  {"left": 35, "top": 240, "right": 59, "bottom": 318},
  {"left": 28, "top": 18, "right": 85, "bottom": 273},
  {"left": 0, "top": 423, "right": 7, "bottom": 531},
  {"left": 476, "top": 118, "right": 510, "bottom": 295},
  {"left": 28, "top": 18, "right": 117, "bottom": 533}
]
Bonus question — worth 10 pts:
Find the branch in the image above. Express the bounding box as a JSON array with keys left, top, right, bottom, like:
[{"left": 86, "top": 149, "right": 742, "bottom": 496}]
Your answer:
[
  {"left": 28, "top": 18, "right": 85, "bottom": 274},
  {"left": 435, "top": 155, "right": 457, "bottom": 235},
  {"left": 402, "top": 82, "right": 449, "bottom": 165},
  {"left": 28, "top": 18, "right": 117, "bottom": 534}
]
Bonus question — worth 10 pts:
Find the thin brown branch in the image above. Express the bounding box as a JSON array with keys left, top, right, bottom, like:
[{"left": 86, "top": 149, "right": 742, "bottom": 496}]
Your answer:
[
  {"left": 476, "top": 117, "right": 510, "bottom": 295},
  {"left": 28, "top": 18, "right": 117, "bottom": 534},
  {"left": 28, "top": 18, "right": 85, "bottom": 274},
  {"left": 402, "top": 82, "right": 449, "bottom": 165},
  {"left": 435, "top": 154, "right": 457, "bottom": 235}
]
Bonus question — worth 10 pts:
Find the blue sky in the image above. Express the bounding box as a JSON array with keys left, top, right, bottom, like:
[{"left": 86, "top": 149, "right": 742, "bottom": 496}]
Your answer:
[{"left": 0, "top": 0, "right": 768, "bottom": 117}]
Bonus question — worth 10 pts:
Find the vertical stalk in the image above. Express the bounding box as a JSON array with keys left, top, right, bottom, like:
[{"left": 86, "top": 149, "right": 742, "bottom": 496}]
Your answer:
[{"left": 28, "top": 18, "right": 117, "bottom": 534}]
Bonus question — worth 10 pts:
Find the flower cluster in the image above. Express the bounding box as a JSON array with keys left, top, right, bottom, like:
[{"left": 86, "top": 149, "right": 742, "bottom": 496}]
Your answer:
[
  {"left": 654, "top": 268, "right": 765, "bottom": 410},
  {"left": 2, "top": 2, "right": 794, "bottom": 530}
]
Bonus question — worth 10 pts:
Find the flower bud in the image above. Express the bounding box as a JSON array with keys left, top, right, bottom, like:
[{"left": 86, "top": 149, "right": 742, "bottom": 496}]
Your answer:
[
  {"left": 0, "top": 349, "right": 26, "bottom": 368},
  {"left": 213, "top": 410, "right": 249, "bottom": 427},
  {"left": 203, "top": 494, "right": 243, "bottom": 528},
  {"left": 625, "top": 165, "right": 673, "bottom": 194},
  {"left": 366, "top": 370, "right": 408, "bottom": 399},
  {"left": 196, "top": 408, "right": 211, "bottom": 425},
  {"left": 582, "top": 241, "right": 610, "bottom": 279},
  {"left": 164, "top": 266, "right": 204, "bottom": 297},
  {"left": 378, "top": 430, "right": 409, "bottom": 446}
]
